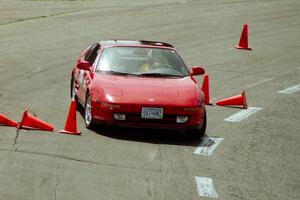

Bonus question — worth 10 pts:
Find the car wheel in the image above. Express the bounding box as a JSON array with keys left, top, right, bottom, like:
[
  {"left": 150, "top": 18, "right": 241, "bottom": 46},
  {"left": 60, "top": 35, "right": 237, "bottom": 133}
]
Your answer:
[
  {"left": 85, "top": 94, "right": 95, "bottom": 129},
  {"left": 185, "top": 111, "right": 207, "bottom": 139},
  {"left": 71, "top": 79, "right": 81, "bottom": 110},
  {"left": 71, "top": 79, "right": 76, "bottom": 100}
]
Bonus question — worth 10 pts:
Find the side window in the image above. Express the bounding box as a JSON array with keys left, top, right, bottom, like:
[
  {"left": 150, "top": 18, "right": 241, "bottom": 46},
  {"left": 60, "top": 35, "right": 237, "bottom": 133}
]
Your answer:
[
  {"left": 84, "top": 43, "right": 100, "bottom": 65},
  {"left": 83, "top": 48, "right": 92, "bottom": 61}
]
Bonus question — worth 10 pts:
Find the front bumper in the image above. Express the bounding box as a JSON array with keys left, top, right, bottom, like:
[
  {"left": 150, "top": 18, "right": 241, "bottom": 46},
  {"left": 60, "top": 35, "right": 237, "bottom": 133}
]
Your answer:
[{"left": 91, "top": 101, "right": 205, "bottom": 129}]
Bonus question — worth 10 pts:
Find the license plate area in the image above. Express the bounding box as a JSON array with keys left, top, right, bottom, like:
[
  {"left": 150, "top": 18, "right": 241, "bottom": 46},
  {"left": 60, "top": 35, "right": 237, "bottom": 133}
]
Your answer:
[{"left": 141, "top": 107, "right": 163, "bottom": 119}]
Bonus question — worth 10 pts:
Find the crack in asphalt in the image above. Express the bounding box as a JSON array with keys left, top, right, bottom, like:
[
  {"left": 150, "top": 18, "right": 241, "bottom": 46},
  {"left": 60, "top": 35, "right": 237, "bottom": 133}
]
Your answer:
[
  {"left": 0, "top": 1, "right": 191, "bottom": 27},
  {"left": 157, "top": 145, "right": 167, "bottom": 200},
  {"left": 1, "top": 15, "right": 47, "bottom": 26},
  {"left": 0, "top": 148, "right": 161, "bottom": 174},
  {"left": 157, "top": 146, "right": 164, "bottom": 173},
  {"left": 54, "top": 181, "right": 59, "bottom": 200},
  {"left": 0, "top": 9, "right": 82, "bottom": 26},
  {"left": 13, "top": 129, "right": 20, "bottom": 147}
]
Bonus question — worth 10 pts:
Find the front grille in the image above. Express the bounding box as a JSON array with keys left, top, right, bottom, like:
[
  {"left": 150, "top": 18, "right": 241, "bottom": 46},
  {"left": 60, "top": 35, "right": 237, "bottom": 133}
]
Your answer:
[{"left": 124, "top": 113, "right": 178, "bottom": 124}]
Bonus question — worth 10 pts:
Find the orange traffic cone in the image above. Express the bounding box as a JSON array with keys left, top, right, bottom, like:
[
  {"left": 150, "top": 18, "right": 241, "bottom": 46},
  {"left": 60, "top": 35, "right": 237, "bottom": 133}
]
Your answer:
[
  {"left": 0, "top": 114, "right": 17, "bottom": 127},
  {"left": 201, "top": 74, "right": 212, "bottom": 105},
  {"left": 216, "top": 90, "right": 248, "bottom": 109},
  {"left": 235, "top": 24, "right": 252, "bottom": 50},
  {"left": 59, "top": 100, "right": 81, "bottom": 135},
  {"left": 17, "top": 110, "right": 54, "bottom": 131}
]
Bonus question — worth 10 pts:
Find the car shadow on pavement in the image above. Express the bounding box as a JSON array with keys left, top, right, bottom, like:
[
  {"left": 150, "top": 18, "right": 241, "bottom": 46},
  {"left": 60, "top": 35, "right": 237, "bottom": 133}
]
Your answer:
[
  {"left": 78, "top": 108, "right": 204, "bottom": 147},
  {"left": 92, "top": 124, "right": 204, "bottom": 147}
]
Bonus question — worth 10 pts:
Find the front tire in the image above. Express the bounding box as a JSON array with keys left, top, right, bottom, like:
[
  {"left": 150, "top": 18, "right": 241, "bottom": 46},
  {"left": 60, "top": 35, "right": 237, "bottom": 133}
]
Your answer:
[
  {"left": 71, "top": 78, "right": 76, "bottom": 100},
  {"left": 84, "top": 94, "right": 96, "bottom": 129}
]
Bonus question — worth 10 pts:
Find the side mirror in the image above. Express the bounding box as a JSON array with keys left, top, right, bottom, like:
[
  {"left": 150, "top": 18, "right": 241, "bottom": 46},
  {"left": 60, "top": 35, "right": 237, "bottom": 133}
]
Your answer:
[
  {"left": 77, "top": 61, "right": 91, "bottom": 70},
  {"left": 191, "top": 66, "right": 205, "bottom": 76}
]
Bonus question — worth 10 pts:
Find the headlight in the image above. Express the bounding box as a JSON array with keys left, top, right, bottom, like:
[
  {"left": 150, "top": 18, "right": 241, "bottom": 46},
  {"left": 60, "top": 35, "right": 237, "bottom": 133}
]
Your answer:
[
  {"left": 113, "top": 113, "right": 126, "bottom": 121},
  {"left": 176, "top": 116, "right": 188, "bottom": 123}
]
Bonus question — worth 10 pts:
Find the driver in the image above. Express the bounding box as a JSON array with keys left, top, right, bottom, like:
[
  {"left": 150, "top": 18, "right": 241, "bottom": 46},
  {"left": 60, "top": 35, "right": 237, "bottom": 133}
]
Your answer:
[{"left": 139, "top": 57, "right": 160, "bottom": 72}]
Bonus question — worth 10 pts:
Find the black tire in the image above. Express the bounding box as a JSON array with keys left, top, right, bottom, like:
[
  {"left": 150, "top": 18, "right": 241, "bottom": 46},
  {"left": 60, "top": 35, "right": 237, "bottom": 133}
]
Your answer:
[
  {"left": 185, "top": 111, "right": 207, "bottom": 139},
  {"left": 84, "top": 93, "right": 96, "bottom": 129}
]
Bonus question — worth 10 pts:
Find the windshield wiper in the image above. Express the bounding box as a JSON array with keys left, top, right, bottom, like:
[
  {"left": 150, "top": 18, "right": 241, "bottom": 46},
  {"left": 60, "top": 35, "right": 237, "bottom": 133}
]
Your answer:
[
  {"left": 101, "top": 70, "right": 140, "bottom": 76},
  {"left": 139, "top": 73, "right": 183, "bottom": 78}
]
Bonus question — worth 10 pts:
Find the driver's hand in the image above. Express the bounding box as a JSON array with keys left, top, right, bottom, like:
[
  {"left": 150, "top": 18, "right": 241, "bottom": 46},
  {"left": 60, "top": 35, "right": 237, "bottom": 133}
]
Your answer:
[{"left": 140, "top": 64, "right": 151, "bottom": 72}]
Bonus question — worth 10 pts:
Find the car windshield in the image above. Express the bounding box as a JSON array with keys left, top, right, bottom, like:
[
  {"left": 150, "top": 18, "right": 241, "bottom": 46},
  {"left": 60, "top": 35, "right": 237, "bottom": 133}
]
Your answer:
[{"left": 96, "top": 46, "right": 189, "bottom": 77}]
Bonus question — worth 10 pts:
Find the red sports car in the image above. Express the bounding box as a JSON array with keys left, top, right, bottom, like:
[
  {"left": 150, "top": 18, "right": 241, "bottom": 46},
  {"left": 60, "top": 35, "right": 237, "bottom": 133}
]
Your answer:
[{"left": 71, "top": 40, "right": 206, "bottom": 137}]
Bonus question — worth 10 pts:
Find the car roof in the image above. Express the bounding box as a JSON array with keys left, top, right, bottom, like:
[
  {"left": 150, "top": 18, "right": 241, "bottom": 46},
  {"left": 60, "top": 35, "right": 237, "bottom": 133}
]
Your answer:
[{"left": 99, "top": 40, "right": 174, "bottom": 48}]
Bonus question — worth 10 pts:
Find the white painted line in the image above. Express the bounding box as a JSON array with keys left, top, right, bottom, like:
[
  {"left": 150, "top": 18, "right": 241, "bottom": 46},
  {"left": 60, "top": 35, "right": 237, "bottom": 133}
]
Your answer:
[
  {"left": 277, "top": 83, "right": 300, "bottom": 94},
  {"left": 195, "top": 176, "right": 218, "bottom": 198},
  {"left": 244, "top": 77, "right": 274, "bottom": 89},
  {"left": 225, "top": 107, "right": 263, "bottom": 122},
  {"left": 194, "top": 136, "right": 224, "bottom": 156}
]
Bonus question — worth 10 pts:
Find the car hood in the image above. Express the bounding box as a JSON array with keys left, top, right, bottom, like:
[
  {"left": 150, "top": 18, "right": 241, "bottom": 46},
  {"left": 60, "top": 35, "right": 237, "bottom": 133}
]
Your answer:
[{"left": 95, "top": 73, "right": 201, "bottom": 106}]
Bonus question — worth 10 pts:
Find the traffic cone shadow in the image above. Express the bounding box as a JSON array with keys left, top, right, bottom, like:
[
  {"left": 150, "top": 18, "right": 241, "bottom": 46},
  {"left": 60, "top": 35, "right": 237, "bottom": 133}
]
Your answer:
[
  {"left": 201, "top": 74, "right": 213, "bottom": 105},
  {"left": 59, "top": 100, "right": 81, "bottom": 135},
  {"left": 0, "top": 114, "right": 17, "bottom": 127},
  {"left": 235, "top": 24, "right": 252, "bottom": 50},
  {"left": 216, "top": 90, "right": 248, "bottom": 109},
  {"left": 17, "top": 110, "right": 54, "bottom": 131}
]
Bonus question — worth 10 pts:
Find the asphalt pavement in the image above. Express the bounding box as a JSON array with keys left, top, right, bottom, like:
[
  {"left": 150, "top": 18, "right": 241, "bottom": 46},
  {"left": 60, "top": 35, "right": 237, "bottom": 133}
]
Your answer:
[{"left": 0, "top": 0, "right": 299, "bottom": 199}]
